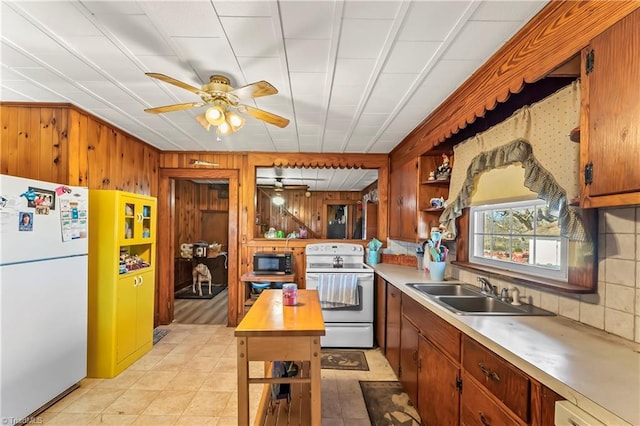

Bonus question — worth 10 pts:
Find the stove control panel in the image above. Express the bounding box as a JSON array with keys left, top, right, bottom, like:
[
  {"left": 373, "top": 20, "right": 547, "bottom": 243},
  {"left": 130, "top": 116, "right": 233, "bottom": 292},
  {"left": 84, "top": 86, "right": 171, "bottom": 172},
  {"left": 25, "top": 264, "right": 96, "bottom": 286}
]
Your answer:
[{"left": 306, "top": 243, "right": 364, "bottom": 255}]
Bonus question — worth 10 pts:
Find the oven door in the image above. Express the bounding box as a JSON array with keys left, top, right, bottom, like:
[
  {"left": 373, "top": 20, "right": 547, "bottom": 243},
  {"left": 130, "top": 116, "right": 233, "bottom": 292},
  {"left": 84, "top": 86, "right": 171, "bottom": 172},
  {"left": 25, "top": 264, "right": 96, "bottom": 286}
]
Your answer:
[{"left": 305, "top": 272, "right": 374, "bottom": 323}]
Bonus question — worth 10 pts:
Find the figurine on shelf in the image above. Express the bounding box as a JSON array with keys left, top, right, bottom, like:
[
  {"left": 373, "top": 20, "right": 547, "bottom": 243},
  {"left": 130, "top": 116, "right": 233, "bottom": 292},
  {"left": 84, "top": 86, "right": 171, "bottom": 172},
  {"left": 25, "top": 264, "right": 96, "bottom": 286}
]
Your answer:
[
  {"left": 435, "top": 153, "right": 451, "bottom": 180},
  {"left": 427, "top": 171, "right": 436, "bottom": 181}
]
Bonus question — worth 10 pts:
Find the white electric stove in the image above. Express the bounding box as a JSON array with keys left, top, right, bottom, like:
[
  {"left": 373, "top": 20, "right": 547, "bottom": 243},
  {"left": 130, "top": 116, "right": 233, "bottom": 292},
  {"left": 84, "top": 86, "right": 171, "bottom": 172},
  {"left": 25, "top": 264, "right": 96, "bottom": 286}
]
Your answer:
[{"left": 305, "top": 243, "right": 374, "bottom": 348}]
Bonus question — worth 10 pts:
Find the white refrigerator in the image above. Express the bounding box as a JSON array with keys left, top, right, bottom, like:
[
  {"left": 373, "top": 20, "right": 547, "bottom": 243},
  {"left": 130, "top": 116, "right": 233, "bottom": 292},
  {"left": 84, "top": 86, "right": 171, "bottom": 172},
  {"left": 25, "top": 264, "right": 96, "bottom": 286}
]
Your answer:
[{"left": 0, "top": 174, "right": 89, "bottom": 422}]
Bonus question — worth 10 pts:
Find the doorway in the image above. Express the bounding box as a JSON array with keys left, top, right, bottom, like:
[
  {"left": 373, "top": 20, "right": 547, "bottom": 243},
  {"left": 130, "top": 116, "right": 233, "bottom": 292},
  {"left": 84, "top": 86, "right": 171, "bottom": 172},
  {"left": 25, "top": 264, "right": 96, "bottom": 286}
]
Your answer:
[{"left": 156, "top": 169, "right": 239, "bottom": 327}]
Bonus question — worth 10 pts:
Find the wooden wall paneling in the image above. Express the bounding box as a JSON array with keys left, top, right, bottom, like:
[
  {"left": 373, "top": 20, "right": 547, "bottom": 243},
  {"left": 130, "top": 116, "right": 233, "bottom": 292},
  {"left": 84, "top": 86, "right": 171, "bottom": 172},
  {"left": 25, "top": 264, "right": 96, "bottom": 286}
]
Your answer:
[
  {"left": 174, "top": 180, "right": 199, "bottom": 257},
  {"left": 390, "top": 1, "right": 640, "bottom": 167},
  {"left": 67, "top": 108, "right": 87, "bottom": 186}
]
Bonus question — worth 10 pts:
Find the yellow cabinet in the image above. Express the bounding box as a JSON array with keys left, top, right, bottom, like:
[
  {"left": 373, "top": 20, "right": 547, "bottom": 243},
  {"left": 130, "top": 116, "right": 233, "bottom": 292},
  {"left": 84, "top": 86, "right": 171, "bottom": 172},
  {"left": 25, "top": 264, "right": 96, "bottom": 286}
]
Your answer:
[{"left": 87, "top": 190, "right": 157, "bottom": 378}]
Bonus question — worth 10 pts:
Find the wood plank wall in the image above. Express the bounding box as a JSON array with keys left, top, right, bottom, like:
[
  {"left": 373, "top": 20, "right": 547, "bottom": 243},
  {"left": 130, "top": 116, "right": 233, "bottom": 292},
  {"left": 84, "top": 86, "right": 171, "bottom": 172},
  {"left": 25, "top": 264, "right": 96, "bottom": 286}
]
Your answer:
[{"left": 0, "top": 103, "right": 159, "bottom": 194}]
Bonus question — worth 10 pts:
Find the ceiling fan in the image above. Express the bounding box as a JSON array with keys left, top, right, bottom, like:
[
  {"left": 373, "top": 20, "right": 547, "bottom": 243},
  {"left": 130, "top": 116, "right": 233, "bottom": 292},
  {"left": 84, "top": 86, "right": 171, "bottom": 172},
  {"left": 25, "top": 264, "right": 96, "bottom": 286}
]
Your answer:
[
  {"left": 258, "top": 177, "right": 309, "bottom": 191},
  {"left": 144, "top": 73, "right": 290, "bottom": 135}
]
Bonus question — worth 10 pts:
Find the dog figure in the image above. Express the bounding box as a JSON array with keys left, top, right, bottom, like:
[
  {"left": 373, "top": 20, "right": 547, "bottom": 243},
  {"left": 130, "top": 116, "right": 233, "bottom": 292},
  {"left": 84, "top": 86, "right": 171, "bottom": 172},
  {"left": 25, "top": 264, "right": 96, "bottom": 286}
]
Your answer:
[{"left": 192, "top": 263, "right": 212, "bottom": 296}]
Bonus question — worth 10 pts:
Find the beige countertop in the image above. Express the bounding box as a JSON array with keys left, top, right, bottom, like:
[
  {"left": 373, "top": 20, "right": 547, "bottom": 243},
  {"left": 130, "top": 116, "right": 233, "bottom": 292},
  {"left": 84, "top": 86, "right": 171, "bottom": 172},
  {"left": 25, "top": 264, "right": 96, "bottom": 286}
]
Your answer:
[{"left": 374, "top": 263, "right": 640, "bottom": 425}]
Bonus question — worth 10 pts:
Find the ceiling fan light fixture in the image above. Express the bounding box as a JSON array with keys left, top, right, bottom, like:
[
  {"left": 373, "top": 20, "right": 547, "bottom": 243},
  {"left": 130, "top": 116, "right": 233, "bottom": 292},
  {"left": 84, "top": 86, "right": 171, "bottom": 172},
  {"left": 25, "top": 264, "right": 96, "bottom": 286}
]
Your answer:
[
  {"left": 205, "top": 105, "right": 226, "bottom": 126},
  {"left": 226, "top": 111, "right": 245, "bottom": 129},
  {"left": 216, "top": 121, "right": 232, "bottom": 135},
  {"left": 272, "top": 194, "right": 285, "bottom": 206}
]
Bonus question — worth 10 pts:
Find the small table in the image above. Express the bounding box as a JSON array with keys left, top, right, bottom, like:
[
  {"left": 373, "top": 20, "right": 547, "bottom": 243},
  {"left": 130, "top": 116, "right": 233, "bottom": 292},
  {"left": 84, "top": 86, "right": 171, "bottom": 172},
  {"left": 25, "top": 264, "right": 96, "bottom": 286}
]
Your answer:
[
  {"left": 240, "top": 272, "right": 296, "bottom": 312},
  {"left": 235, "top": 289, "right": 325, "bottom": 425}
]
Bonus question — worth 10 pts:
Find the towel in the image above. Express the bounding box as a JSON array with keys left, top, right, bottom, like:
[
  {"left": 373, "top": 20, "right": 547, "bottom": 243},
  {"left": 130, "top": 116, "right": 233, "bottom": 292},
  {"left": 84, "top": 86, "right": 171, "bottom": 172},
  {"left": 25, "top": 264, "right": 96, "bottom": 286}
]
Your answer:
[{"left": 317, "top": 273, "right": 359, "bottom": 309}]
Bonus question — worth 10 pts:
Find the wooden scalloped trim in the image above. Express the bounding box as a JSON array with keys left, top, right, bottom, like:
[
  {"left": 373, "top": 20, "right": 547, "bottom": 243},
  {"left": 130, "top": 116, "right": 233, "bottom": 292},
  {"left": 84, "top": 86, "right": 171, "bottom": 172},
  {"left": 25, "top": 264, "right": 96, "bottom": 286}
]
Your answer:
[{"left": 391, "top": 1, "right": 640, "bottom": 166}]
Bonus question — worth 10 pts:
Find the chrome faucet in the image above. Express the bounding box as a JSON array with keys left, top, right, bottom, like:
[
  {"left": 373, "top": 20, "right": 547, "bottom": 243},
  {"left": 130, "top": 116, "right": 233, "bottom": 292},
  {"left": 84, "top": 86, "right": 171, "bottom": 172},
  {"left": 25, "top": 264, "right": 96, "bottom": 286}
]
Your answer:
[
  {"left": 477, "top": 277, "right": 498, "bottom": 297},
  {"left": 500, "top": 287, "right": 511, "bottom": 303}
]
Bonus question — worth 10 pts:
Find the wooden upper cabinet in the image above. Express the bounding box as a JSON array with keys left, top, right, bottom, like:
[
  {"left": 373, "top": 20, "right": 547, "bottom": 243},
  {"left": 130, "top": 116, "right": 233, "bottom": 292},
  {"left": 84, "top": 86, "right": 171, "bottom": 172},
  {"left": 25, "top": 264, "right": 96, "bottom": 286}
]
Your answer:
[
  {"left": 581, "top": 9, "right": 640, "bottom": 207},
  {"left": 389, "top": 158, "right": 418, "bottom": 241}
]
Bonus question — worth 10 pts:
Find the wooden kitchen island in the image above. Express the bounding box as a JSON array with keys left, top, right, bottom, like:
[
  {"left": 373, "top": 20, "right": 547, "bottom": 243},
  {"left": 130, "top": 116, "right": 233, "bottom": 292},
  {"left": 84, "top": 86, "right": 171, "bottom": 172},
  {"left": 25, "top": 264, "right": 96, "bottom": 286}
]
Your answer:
[{"left": 235, "top": 289, "right": 325, "bottom": 426}]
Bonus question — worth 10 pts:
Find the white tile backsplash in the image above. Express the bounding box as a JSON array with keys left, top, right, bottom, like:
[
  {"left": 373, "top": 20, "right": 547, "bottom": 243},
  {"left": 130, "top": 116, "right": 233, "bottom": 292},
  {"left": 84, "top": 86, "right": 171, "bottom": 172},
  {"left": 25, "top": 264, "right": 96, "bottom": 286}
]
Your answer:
[
  {"left": 604, "top": 208, "right": 636, "bottom": 233},
  {"left": 434, "top": 205, "right": 640, "bottom": 343}
]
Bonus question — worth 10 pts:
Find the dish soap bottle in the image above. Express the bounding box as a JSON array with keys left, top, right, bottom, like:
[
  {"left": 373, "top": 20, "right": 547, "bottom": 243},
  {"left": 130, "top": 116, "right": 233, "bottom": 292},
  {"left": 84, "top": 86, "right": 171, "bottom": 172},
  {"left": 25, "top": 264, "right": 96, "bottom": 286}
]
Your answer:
[{"left": 510, "top": 287, "right": 521, "bottom": 306}]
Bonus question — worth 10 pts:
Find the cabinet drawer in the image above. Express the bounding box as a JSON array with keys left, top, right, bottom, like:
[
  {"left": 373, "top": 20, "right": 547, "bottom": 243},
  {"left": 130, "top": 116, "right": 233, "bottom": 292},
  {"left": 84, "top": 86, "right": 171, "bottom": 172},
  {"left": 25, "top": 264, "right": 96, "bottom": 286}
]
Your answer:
[
  {"left": 402, "top": 294, "right": 460, "bottom": 361},
  {"left": 461, "top": 372, "right": 525, "bottom": 426},
  {"left": 462, "top": 336, "right": 529, "bottom": 422}
]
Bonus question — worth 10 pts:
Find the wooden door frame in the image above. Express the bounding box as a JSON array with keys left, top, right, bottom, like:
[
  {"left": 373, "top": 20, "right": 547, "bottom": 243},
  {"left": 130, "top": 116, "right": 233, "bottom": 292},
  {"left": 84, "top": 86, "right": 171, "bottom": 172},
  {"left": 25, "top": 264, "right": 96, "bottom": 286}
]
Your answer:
[{"left": 157, "top": 168, "right": 239, "bottom": 326}]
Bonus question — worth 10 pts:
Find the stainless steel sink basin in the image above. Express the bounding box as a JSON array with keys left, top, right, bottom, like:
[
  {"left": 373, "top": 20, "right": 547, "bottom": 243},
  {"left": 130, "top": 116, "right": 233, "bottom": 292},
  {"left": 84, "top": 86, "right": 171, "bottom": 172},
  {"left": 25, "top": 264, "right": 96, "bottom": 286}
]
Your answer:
[
  {"left": 434, "top": 296, "right": 555, "bottom": 316},
  {"left": 408, "top": 283, "right": 482, "bottom": 297},
  {"left": 406, "top": 283, "right": 555, "bottom": 316}
]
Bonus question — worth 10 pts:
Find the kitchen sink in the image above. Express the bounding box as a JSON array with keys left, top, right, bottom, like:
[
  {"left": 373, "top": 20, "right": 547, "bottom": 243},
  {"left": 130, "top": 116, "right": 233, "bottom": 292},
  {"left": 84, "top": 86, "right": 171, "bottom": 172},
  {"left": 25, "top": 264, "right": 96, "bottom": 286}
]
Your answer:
[
  {"left": 408, "top": 283, "right": 482, "bottom": 297},
  {"left": 406, "top": 283, "right": 555, "bottom": 316}
]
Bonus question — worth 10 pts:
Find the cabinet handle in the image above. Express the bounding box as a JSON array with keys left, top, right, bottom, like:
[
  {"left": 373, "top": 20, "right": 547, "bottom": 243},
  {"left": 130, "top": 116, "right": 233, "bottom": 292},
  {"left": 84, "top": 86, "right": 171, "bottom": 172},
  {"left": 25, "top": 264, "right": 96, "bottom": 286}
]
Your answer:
[
  {"left": 478, "top": 411, "right": 491, "bottom": 425},
  {"left": 133, "top": 276, "right": 139, "bottom": 287},
  {"left": 478, "top": 362, "right": 500, "bottom": 382},
  {"left": 139, "top": 275, "right": 144, "bottom": 286}
]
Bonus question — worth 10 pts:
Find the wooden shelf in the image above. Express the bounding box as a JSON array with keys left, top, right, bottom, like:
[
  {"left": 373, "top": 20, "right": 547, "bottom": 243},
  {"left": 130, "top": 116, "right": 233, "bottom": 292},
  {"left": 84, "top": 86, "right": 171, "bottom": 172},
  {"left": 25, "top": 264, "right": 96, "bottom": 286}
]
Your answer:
[
  {"left": 421, "top": 207, "right": 445, "bottom": 212},
  {"left": 421, "top": 179, "right": 450, "bottom": 185}
]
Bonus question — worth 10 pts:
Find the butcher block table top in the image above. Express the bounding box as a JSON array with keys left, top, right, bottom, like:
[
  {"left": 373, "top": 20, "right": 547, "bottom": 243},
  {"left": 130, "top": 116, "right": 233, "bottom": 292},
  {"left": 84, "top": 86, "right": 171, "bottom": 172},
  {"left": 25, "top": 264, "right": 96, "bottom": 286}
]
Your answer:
[
  {"left": 235, "top": 289, "right": 325, "bottom": 425},
  {"left": 235, "top": 289, "right": 325, "bottom": 338}
]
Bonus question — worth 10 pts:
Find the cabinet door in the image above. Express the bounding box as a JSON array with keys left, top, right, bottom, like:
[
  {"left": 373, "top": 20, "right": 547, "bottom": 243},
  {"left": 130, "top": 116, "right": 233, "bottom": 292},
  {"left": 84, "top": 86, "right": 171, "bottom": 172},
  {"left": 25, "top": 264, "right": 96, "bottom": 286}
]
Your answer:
[
  {"left": 460, "top": 372, "right": 523, "bottom": 426},
  {"left": 400, "top": 315, "right": 419, "bottom": 406},
  {"left": 136, "top": 269, "right": 155, "bottom": 348},
  {"left": 116, "top": 274, "right": 138, "bottom": 363},
  {"left": 418, "top": 335, "right": 460, "bottom": 426},
  {"left": 385, "top": 284, "right": 402, "bottom": 377},
  {"left": 389, "top": 159, "right": 418, "bottom": 240},
  {"left": 582, "top": 9, "right": 640, "bottom": 204}
]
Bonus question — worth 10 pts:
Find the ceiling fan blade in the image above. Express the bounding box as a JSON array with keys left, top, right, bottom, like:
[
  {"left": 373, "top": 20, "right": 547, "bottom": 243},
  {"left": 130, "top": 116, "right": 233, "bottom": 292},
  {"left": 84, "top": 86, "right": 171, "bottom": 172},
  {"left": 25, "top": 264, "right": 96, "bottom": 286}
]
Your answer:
[
  {"left": 230, "top": 81, "right": 277, "bottom": 99},
  {"left": 144, "top": 102, "right": 204, "bottom": 114},
  {"left": 238, "top": 105, "right": 290, "bottom": 128},
  {"left": 146, "top": 72, "right": 203, "bottom": 95}
]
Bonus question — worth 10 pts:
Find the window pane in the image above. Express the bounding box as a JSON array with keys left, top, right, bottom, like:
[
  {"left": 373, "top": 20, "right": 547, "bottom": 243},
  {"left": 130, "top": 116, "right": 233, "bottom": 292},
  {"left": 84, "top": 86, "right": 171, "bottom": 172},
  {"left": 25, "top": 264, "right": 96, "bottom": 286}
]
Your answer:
[
  {"left": 481, "top": 211, "right": 491, "bottom": 233},
  {"left": 533, "top": 238, "right": 561, "bottom": 269},
  {"left": 482, "top": 235, "right": 492, "bottom": 259},
  {"left": 491, "top": 210, "right": 511, "bottom": 234},
  {"left": 492, "top": 236, "right": 510, "bottom": 260},
  {"left": 511, "top": 237, "right": 531, "bottom": 264},
  {"left": 536, "top": 206, "right": 561, "bottom": 236},
  {"left": 512, "top": 207, "right": 535, "bottom": 235}
]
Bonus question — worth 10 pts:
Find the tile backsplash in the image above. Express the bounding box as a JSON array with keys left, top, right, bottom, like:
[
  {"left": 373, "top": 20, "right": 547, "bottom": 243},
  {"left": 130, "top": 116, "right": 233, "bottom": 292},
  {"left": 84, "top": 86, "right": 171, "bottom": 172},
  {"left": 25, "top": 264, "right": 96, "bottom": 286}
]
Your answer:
[{"left": 386, "top": 206, "right": 640, "bottom": 343}]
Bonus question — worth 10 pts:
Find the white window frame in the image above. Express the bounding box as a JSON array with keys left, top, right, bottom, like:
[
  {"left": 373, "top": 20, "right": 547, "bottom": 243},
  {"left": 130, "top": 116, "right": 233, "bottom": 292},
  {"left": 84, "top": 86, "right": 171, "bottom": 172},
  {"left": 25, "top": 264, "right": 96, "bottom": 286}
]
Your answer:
[{"left": 469, "top": 199, "right": 568, "bottom": 281}]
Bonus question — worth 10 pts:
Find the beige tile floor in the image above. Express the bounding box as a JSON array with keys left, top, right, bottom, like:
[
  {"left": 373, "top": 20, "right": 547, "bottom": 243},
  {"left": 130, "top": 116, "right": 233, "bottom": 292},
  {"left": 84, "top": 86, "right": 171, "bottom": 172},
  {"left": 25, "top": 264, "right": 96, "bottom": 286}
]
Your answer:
[{"left": 36, "top": 323, "right": 396, "bottom": 425}]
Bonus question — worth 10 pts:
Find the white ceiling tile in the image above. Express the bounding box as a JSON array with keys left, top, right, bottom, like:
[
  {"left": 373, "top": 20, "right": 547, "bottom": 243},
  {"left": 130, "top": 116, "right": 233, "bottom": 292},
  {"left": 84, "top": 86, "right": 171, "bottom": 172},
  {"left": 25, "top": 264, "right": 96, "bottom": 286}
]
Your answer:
[
  {"left": 82, "top": 1, "right": 145, "bottom": 15},
  {"left": 443, "top": 20, "right": 522, "bottom": 61},
  {"left": 329, "top": 85, "right": 365, "bottom": 107},
  {"left": 286, "top": 39, "right": 331, "bottom": 73},
  {"left": 382, "top": 41, "right": 441, "bottom": 74},
  {"left": 363, "top": 73, "right": 415, "bottom": 114},
  {"left": 471, "top": 1, "right": 547, "bottom": 22},
  {"left": 289, "top": 72, "right": 326, "bottom": 98},
  {"left": 338, "top": 19, "right": 393, "bottom": 59},
  {"left": 213, "top": 0, "right": 273, "bottom": 17},
  {"left": 99, "top": 14, "right": 175, "bottom": 56},
  {"left": 1, "top": 44, "right": 42, "bottom": 68},
  {"left": 279, "top": 1, "right": 336, "bottom": 39},
  {"left": 8, "top": 1, "right": 102, "bottom": 37},
  {"left": 221, "top": 16, "right": 281, "bottom": 57},
  {"left": 34, "top": 52, "right": 105, "bottom": 82},
  {"left": 333, "top": 58, "right": 375, "bottom": 86},
  {"left": 343, "top": 1, "right": 402, "bottom": 19},
  {"left": 358, "top": 113, "right": 389, "bottom": 127},
  {"left": 1, "top": 6, "right": 64, "bottom": 53},
  {"left": 398, "top": 1, "right": 472, "bottom": 41},
  {"left": 144, "top": 2, "right": 223, "bottom": 37}
]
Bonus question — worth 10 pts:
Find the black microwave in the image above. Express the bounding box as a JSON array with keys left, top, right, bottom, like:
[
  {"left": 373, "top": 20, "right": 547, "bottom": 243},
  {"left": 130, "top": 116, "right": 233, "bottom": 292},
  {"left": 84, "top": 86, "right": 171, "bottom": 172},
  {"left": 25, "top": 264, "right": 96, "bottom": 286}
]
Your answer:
[{"left": 253, "top": 252, "right": 292, "bottom": 275}]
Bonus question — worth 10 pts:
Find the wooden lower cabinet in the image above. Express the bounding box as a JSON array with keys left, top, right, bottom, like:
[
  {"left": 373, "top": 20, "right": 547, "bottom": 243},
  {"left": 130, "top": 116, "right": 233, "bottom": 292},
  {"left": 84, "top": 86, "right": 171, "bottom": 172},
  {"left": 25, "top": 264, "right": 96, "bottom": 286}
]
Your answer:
[
  {"left": 390, "top": 289, "right": 560, "bottom": 425},
  {"left": 400, "top": 315, "right": 419, "bottom": 405},
  {"left": 461, "top": 374, "right": 525, "bottom": 426},
  {"left": 418, "top": 335, "right": 460, "bottom": 425},
  {"left": 386, "top": 283, "right": 402, "bottom": 377}
]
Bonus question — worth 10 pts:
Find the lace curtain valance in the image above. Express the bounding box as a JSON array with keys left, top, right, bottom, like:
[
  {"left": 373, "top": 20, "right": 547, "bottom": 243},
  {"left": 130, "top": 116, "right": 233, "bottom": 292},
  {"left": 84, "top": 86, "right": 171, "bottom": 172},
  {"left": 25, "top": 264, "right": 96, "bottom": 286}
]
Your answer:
[{"left": 440, "top": 81, "right": 590, "bottom": 242}]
